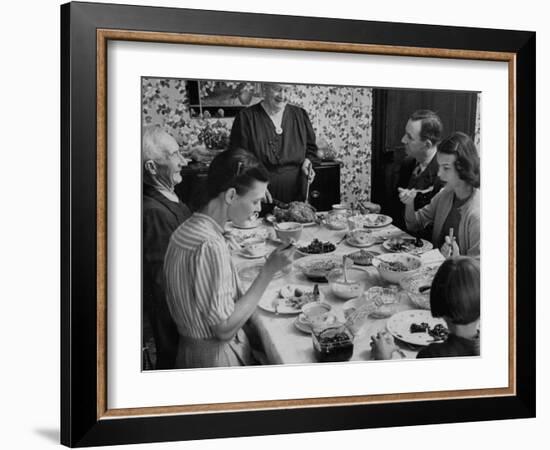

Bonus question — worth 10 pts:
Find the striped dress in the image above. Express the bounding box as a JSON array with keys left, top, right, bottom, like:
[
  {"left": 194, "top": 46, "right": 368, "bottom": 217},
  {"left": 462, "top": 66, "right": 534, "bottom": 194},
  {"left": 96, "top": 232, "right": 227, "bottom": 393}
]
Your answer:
[{"left": 164, "top": 213, "right": 252, "bottom": 368}]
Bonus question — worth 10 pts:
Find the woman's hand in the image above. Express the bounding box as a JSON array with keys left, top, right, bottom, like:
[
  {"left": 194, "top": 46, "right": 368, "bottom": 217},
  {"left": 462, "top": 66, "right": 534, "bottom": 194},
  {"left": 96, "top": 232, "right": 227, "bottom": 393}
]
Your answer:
[
  {"left": 301, "top": 158, "right": 315, "bottom": 184},
  {"left": 398, "top": 187, "right": 418, "bottom": 206},
  {"left": 440, "top": 236, "right": 460, "bottom": 259},
  {"left": 440, "top": 227, "right": 460, "bottom": 259},
  {"left": 370, "top": 331, "right": 398, "bottom": 360},
  {"left": 262, "top": 242, "right": 296, "bottom": 277}
]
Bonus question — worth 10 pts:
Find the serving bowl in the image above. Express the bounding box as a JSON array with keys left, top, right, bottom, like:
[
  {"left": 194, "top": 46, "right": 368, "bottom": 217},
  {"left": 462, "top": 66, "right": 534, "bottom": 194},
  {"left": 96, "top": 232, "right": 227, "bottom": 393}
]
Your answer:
[
  {"left": 273, "top": 221, "right": 303, "bottom": 243},
  {"left": 312, "top": 324, "right": 354, "bottom": 362},
  {"left": 326, "top": 267, "right": 369, "bottom": 299},
  {"left": 399, "top": 264, "right": 439, "bottom": 309},
  {"left": 372, "top": 252, "right": 422, "bottom": 284}
]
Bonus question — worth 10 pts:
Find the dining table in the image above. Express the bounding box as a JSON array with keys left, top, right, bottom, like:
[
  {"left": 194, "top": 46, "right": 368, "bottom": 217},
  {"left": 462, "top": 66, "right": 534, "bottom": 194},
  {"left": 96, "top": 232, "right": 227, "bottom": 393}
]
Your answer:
[{"left": 227, "top": 217, "right": 445, "bottom": 365}]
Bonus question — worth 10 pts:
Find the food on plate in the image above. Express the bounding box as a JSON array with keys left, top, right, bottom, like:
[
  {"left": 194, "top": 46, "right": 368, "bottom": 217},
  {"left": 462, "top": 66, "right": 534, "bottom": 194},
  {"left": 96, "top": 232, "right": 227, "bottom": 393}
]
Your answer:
[
  {"left": 297, "top": 238, "right": 336, "bottom": 254},
  {"left": 295, "top": 256, "right": 343, "bottom": 281},
  {"left": 362, "top": 214, "right": 391, "bottom": 227},
  {"left": 312, "top": 326, "right": 354, "bottom": 362},
  {"left": 428, "top": 324, "right": 450, "bottom": 341},
  {"left": 346, "top": 249, "right": 379, "bottom": 266},
  {"left": 273, "top": 201, "right": 317, "bottom": 223},
  {"left": 410, "top": 322, "right": 449, "bottom": 341},
  {"left": 277, "top": 285, "right": 317, "bottom": 310},
  {"left": 410, "top": 322, "right": 430, "bottom": 333},
  {"left": 384, "top": 236, "right": 424, "bottom": 252}
]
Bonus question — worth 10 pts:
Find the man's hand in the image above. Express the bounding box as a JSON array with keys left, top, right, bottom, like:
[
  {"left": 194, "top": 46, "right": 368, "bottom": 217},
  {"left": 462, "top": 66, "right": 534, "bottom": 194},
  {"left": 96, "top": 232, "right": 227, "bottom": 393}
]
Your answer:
[{"left": 301, "top": 158, "right": 315, "bottom": 184}]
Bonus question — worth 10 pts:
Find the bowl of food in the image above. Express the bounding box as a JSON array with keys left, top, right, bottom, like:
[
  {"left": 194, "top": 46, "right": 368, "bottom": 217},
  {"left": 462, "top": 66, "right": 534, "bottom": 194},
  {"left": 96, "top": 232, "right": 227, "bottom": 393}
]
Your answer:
[
  {"left": 296, "top": 238, "right": 336, "bottom": 256},
  {"left": 273, "top": 222, "right": 303, "bottom": 243},
  {"left": 325, "top": 211, "right": 348, "bottom": 230},
  {"left": 363, "top": 286, "right": 401, "bottom": 318},
  {"left": 399, "top": 264, "right": 439, "bottom": 309},
  {"left": 346, "top": 229, "right": 377, "bottom": 248},
  {"left": 372, "top": 253, "right": 422, "bottom": 284},
  {"left": 326, "top": 267, "right": 369, "bottom": 299},
  {"left": 297, "top": 302, "right": 336, "bottom": 332},
  {"left": 312, "top": 324, "right": 354, "bottom": 362}
]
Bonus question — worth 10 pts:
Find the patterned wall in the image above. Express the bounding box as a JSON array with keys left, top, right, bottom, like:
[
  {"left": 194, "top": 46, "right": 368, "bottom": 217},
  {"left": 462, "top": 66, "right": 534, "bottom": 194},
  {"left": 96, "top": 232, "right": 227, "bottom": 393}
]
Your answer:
[{"left": 142, "top": 78, "right": 374, "bottom": 207}]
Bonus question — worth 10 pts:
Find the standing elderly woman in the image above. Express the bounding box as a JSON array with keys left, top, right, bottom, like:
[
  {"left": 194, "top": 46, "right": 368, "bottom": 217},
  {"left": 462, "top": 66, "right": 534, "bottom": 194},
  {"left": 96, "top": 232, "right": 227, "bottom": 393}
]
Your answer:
[
  {"left": 164, "top": 148, "right": 295, "bottom": 368},
  {"left": 399, "top": 132, "right": 480, "bottom": 258},
  {"left": 229, "top": 83, "right": 318, "bottom": 203}
]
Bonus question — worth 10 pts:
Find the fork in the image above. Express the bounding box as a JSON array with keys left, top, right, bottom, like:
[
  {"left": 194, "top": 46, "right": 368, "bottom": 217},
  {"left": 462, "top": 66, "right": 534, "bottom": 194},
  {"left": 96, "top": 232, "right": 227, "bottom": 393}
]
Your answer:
[{"left": 414, "top": 186, "right": 434, "bottom": 195}]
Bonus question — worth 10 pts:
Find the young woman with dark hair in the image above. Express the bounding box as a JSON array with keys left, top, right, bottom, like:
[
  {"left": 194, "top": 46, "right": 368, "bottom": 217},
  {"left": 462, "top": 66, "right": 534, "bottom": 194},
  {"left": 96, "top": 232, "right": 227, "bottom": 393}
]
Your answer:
[
  {"left": 163, "top": 148, "right": 295, "bottom": 368},
  {"left": 399, "top": 132, "right": 481, "bottom": 258},
  {"left": 371, "top": 256, "right": 480, "bottom": 359}
]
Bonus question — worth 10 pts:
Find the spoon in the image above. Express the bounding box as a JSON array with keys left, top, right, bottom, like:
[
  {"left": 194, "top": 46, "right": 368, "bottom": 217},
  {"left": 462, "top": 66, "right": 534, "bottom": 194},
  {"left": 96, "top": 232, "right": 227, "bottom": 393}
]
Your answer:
[{"left": 342, "top": 255, "right": 349, "bottom": 283}]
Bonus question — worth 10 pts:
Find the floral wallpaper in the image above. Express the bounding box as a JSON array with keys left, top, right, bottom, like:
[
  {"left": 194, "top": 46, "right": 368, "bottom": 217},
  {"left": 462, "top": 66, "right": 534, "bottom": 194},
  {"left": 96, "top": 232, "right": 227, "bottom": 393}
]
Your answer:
[{"left": 142, "top": 78, "right": 374, "bottom": 206}]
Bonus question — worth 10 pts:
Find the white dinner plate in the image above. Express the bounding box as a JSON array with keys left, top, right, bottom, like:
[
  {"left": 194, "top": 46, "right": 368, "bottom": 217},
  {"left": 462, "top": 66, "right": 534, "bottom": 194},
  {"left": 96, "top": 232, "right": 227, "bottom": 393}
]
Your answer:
[
  {"left": 382, "top": 238, "right": 433, "bottom": 254},
  {"left": 258, "top": 284, "right": 321, "bottom": 315},
  {"left": 386, "top": 309, "right": 448, "bottom": 346},
  {"left": 361, "top": 214, "right": 393, "bottom": 228}
]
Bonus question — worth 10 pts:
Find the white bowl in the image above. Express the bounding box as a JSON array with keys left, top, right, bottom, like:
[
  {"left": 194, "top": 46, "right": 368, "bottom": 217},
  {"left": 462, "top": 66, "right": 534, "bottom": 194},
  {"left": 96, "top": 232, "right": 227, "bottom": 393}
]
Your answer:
[
  {"left": 327, "top": 267, "right": 370, "bottom": 299},
  {"left": 273, "top": 221, "right": 303, "bottom": 243},
  {"left": 372, "top": 253, "right": 422, "bottom": 284}
]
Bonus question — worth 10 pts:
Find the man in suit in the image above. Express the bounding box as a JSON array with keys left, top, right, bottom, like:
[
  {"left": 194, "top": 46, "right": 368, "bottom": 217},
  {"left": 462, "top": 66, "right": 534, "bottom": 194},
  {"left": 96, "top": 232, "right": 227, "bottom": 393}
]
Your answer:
[
  {"left": 394, "top": 110, "right": 444, "bottom": 237},
  {"left": 143, "top": 125, "right": 191, "bottom": 369}
]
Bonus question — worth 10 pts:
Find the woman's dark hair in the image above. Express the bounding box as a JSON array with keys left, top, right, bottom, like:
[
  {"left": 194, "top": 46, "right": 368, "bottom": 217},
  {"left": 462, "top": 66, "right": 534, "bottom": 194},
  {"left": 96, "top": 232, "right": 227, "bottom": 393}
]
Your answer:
[
  {"left": 410, "top": 109, "right": 444, "bottom": 146},
  {"left": 438, "top": 131, "right": 480, "bottom": 188},
  {"left": 430, "top": 256, "right": 480, "bottom": 325},
  {"left": 206, "top": 148, "right": 270, "bottom": 201}
]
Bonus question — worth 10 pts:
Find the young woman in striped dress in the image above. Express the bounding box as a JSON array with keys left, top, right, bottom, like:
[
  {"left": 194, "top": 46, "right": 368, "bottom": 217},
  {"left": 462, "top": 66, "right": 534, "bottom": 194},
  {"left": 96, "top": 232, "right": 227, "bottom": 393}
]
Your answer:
[{"left": 164, "top": 148, "right": 295, "bottom": 368}]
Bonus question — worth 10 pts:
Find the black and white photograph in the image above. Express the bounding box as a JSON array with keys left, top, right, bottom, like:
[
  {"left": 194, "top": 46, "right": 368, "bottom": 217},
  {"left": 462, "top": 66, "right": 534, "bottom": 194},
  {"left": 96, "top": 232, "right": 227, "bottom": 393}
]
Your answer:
[{"left": 141, "top": 78, "right": 481, "bottom": 370}]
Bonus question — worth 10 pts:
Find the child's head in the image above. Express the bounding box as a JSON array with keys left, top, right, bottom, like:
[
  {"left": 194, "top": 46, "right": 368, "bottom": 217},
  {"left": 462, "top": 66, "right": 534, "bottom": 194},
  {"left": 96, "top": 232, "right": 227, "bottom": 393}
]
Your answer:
[{"left": 430, "top": 257, "right": 480, "bottom": 325}]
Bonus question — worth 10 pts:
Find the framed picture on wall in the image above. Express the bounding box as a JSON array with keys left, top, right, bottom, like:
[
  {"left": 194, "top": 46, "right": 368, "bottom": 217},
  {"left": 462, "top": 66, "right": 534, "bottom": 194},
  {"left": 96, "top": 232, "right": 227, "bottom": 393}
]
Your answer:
[{"left": 61, "top": 1, "right": 535, "bottom": 447}]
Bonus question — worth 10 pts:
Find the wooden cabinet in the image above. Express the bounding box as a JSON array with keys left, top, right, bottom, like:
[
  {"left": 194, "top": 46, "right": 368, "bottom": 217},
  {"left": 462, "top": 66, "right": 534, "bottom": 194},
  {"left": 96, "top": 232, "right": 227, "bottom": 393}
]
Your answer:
[
  {"left": 308, "top": 161, "right": 341, "bottom": 211},
  {"left": 175, "top": 160, "right": 341, "bottom": 212}
]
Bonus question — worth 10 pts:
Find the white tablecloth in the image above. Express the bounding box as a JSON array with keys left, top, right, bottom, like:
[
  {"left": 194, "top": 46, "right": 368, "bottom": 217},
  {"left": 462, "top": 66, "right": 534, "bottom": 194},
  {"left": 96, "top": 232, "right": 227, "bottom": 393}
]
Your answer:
[{"left": 229, "top": 221, "right": 445, "bottom": 365}]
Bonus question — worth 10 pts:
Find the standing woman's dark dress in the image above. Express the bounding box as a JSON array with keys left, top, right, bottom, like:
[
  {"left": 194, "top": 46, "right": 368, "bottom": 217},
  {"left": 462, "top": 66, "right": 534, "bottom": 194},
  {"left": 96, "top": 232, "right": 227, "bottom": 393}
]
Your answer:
[{"left": 229, "top": 102, "right": 318, "bottom": 203}]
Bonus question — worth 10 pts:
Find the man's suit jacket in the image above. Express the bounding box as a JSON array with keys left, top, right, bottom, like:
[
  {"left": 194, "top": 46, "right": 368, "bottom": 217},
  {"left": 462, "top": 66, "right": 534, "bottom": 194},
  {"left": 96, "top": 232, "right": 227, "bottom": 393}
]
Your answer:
[{"left": 393, "top": 156, "right": 444, "bottom": 235}]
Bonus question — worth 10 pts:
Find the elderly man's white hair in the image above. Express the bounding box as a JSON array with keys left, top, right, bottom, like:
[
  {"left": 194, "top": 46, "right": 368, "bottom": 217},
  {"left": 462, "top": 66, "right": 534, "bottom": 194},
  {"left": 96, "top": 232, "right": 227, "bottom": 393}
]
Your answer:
[{"left": 142, "top": 125, "right": 175, "bottom": 165}]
